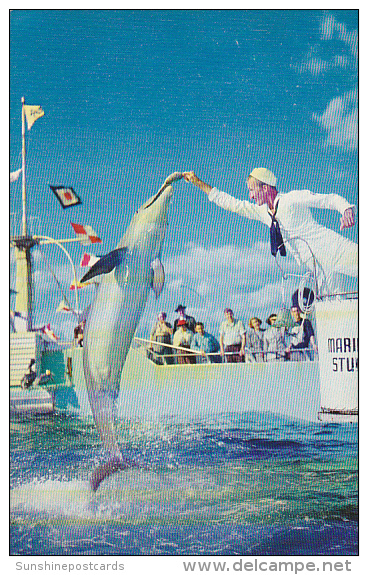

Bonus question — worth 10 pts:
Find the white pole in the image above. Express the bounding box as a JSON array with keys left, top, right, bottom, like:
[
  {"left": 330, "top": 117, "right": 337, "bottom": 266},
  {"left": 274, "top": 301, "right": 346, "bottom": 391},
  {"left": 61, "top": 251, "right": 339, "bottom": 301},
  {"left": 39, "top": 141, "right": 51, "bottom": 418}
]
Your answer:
[
  {"left": 21, "top": 96, "right": 27, "bottom": 237},
  {"left": 37, "top": 237, "right": 88, "bottom": 246},
  {"left": 134, "top": 336, "right": 204, "bottom": 356}
]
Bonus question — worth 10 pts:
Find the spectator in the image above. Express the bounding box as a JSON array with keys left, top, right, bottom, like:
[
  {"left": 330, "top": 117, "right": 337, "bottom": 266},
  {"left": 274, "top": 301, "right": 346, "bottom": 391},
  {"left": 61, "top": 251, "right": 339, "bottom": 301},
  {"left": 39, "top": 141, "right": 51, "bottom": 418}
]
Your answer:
[
  {"left": 246, "top": 317, "right": 265, "bottom": 362},
  {"left": 191, "top": 322, "right": 221, "bottom": 363},
  {"left": 263, "top": 313, "right": 287, "bottom": 361},
  {"left": 74, "top": 320, "right": 85, "bottom": 347},
  {"left": 173, "top": 304, "right": 196, "bottom": 333},
  {"left": 173, "top": 320, "right": 196, "bottom": 364},
  {"left": 219, "top": 308, "right": 246, "bottom": 363},
  {"left": 285, "top": 306, "right": 318, "bottom": 361},
  {"left": 149, "top": 312, "right": 173, "bottom": 365},
  {"left": 21, "top": 358, "right": 37, "bottom": 389}
]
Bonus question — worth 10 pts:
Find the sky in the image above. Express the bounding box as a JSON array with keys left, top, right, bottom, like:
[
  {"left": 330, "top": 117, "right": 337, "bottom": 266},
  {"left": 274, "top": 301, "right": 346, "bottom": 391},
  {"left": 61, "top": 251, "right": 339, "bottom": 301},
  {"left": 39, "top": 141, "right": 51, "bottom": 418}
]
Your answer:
[{"left": 9, "top": 9, "right": 358, "bottom": 341}]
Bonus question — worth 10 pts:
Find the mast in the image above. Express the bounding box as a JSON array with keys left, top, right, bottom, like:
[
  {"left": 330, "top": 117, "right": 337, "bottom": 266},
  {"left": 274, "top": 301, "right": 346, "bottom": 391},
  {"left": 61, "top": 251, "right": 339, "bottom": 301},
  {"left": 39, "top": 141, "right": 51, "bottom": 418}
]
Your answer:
[
  {"left": 11, "top": 98, "right": 85, "bottom": 333},
  {"left": 21, "top": 96, "right": 27, "bottom": 236},
  {"left": 13, "top": 97, "right": 36, "bottom": 332}
]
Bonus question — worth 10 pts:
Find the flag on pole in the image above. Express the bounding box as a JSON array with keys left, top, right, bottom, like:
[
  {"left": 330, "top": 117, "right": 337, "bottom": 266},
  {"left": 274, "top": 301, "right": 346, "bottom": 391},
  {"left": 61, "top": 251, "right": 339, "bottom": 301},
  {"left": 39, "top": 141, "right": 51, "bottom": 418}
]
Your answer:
[
  {"left": 10, "top": 310, "right": 27, "bottom": 332},
  {"left": 69, "top": 278, "right": 92, "bottom": 291},
  {"left": 80, "top": 253, "right": 100, "bottom": 268},
  {"left": 24, "top": 104, "right": 44, "bottom": 130},
  {"left": 10, "top": 168, "right": 22, "bottom": 183},
  {"left": 71, "top": 222, "right": 102, "bottom": 246},
  {"left": 56, "top": 299, "right": 82, "bottom": 317},
  {"left": 10, "top": 311, "right": 16, "bottom": 333},
  {"left": 10, "top": 310, "right": 26, "bottom": 319},
  {"left": 56, "top": 299, "right": 73, "bottom": 313},
  {"left": 41, "top": 324, "right": 59, "bottom": 342},
  {"left": 50, "top": 185, "right": 82, "bottom": 209}
]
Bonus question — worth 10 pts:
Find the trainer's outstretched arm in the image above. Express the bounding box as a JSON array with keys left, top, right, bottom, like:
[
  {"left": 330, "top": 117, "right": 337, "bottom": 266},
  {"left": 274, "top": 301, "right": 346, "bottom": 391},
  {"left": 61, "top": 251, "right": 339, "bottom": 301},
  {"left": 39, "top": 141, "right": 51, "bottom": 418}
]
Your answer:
[{"left": 183, "top": 171, "right": 213, "bottom": 195}]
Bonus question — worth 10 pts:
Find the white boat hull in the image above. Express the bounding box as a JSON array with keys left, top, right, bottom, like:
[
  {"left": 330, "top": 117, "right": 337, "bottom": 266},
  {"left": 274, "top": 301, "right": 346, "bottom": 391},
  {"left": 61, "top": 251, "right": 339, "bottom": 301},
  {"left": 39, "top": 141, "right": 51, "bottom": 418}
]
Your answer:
[
  {"left": 60, "top": 347, "right": 321, "bottom": 423},
  {"left": 10, "top": 386, "right": 54, "bottom": 415}
]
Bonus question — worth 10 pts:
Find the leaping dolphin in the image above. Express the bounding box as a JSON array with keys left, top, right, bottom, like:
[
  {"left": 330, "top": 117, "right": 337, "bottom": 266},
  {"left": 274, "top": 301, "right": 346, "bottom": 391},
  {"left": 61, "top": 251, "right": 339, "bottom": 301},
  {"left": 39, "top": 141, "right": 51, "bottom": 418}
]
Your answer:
[{"left": 81, "top": 172, "right": 183, "bottom": 491}]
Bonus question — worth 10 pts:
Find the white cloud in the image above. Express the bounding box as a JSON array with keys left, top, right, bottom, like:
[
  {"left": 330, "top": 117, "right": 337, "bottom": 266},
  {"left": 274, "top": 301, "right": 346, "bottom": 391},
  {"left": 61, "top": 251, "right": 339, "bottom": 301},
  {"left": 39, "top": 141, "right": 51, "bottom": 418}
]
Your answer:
[
  {"left": 137, "top": 241, "right": 303, "bottom": 338},
  {"left": 11, "top": 239, "right": 307, "bottom": 342},
  {"left": 305, "top": 57, "right": 330, "bottom": 76},
  {"left": 320, "top": 14, "right": 357, "bottom": 59},
  {"left": 294, "top": 13, "right": 357, "bottom": 152},
  {"left": 313, "top": 89, "right": 358, "bottom": 152},
  {"left": 296, "top": 47, "right": 330, "bottom": 76},
  {"left": 332, "top": 55, "right": 349, "bottom": 70}
]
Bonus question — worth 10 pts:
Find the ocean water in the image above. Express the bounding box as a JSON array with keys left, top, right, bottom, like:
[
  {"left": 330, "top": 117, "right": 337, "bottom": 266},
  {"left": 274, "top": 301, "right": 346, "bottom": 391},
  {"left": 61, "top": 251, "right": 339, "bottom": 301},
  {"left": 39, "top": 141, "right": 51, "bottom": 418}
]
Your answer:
[{"left": 10, "top": 411, "right": 358, "bottom": 556}]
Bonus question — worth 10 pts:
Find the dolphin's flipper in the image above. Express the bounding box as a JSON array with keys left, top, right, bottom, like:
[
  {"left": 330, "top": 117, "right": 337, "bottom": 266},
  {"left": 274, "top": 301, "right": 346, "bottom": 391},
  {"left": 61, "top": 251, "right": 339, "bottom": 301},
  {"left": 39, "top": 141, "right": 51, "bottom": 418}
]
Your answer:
[
  {"left": 151, "top": 258, "right": 165, "bottom": 298},
  {"left": 90, "top": 456, "right": 138, "bottom": 492},
  {"left": 81, "top": 248, "right": 127, "bottom": 283}
]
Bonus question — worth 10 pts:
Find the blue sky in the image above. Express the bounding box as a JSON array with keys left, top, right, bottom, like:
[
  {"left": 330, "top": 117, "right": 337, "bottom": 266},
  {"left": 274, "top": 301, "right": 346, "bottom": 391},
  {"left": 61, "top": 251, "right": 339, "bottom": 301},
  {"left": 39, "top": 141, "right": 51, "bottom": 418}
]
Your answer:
[{"left": 10, "top": 9, "right": 358, "bottom": 340}]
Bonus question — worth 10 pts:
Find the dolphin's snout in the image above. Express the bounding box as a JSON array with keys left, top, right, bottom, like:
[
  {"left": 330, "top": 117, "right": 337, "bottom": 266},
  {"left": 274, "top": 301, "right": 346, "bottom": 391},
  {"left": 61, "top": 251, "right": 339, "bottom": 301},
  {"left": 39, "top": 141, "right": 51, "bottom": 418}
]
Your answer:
[{"left": 163, "top": 172, "right": 183, "bottom": 187}]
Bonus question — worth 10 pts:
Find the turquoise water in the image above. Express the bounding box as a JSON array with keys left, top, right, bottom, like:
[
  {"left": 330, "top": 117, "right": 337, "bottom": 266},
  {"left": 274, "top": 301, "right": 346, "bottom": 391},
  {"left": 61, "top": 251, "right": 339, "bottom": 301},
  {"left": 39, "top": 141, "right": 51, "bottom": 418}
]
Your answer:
[{"left": 10, "top": 412, "right": 358, "bottom": 556}]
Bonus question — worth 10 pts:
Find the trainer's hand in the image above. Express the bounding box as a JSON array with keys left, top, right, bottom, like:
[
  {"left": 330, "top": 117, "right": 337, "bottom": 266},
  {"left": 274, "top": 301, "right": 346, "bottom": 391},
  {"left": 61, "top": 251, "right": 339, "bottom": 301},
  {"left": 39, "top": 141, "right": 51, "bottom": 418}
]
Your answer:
[
  {"left": 183, "top": 171, "right": 212, "bottom": 195},
  {"left": 340, "top": 207, "right": 355, "bottom": 230}
]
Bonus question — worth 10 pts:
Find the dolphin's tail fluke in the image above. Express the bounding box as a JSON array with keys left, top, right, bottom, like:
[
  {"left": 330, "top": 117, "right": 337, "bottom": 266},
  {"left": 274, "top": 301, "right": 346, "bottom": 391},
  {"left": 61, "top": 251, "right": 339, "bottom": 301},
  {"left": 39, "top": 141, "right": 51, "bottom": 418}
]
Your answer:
[{"left": 90, "top": 456, "right": 138, "bottom": 492}]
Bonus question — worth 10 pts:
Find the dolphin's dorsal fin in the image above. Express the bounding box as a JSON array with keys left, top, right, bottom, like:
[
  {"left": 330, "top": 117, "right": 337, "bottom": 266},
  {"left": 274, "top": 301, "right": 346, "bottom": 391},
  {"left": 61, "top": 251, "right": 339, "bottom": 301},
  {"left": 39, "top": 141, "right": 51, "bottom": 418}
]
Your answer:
[
  {"left": 81, "top": 248, "right": 127, "bottom": 283},
  {"left": 151, "top": 258, "right": 165, "bottom": 299}
]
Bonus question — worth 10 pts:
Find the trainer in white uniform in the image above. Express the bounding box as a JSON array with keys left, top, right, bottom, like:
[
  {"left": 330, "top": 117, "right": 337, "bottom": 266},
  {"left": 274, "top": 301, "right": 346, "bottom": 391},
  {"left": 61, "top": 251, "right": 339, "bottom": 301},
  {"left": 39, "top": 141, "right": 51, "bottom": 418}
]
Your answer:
[{"left": 183, "top": 168, "right": 357, "bottom": 295}]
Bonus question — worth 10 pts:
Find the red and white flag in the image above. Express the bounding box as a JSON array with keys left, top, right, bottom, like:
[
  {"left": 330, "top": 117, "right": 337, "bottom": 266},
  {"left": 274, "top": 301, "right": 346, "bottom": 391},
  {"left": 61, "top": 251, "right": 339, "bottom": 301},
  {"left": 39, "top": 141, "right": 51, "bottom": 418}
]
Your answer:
[
  {"left": 80, "top": 253, "right": 100, "bottom": 268},
  {"left": 41, "top": 324, "right": 59, "bottom": 342},
  {"left": 71, "top": 222, "right": 102, "bottom": 246},
  {"left": 56, "top": 299, "right": 73, "bottom": 313},
  {"left": 50, "top": 185, "right": 82, "bottom": 209}
]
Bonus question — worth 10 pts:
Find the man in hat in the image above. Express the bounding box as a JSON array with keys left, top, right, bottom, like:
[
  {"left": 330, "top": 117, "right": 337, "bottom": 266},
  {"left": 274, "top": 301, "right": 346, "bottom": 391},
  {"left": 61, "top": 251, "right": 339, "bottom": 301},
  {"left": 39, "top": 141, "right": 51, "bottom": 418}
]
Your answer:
[
  {"left": 173, "top": 304, "right": 196, "bottom": 333},
  {"left": 183, "top": 169, "right": 357, "bottom": 295}
]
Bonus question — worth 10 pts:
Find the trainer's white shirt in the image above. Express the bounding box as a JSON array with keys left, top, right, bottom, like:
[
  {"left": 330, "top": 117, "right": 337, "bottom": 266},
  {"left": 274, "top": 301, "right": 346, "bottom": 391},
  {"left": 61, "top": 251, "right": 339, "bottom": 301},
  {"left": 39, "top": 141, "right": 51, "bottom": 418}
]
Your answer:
[{"left": 208, "top": 187, "right": 357, "bottom": 294}]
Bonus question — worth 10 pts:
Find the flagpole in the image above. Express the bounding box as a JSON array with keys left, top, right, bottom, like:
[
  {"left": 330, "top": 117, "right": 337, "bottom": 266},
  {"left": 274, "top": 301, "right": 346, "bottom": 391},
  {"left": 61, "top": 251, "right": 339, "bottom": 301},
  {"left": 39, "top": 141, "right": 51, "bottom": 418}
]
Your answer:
[
  {"left": 37, "top": 237, "right": 88, "bottom": 245},
  {"left": 12, "top": 97, "right": 35, "bottom": 331},
  {"left": 21, "top": 96, "right": 27, "bottom": 237}
]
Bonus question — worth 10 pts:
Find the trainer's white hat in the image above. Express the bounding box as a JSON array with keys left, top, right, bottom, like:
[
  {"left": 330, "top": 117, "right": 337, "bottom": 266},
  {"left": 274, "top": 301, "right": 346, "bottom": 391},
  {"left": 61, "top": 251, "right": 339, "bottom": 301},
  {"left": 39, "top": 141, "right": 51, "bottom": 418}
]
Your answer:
[{"left": 249, "top": 167, "right": 277, "bottom": 187}]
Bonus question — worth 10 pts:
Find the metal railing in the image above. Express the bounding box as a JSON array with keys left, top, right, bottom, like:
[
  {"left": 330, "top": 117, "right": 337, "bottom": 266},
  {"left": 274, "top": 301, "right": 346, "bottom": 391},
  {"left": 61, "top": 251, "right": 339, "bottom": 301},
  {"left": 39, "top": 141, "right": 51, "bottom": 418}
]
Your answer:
[
  {"left": 316, "top": 291, "right": 358, "bottom": 302},
  {"left": 133, "top": 337, "right": 316, "bottom": 366}
]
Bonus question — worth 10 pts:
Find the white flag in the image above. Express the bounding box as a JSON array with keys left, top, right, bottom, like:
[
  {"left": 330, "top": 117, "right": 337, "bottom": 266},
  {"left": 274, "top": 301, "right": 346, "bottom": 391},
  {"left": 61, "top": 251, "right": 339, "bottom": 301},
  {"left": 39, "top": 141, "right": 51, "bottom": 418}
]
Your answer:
[
  {"left": 10, "top": 168, "right": 22, "bottom": 183},
  {"left": 24, "top": 104, "right": 44, "bottom": 130}
]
